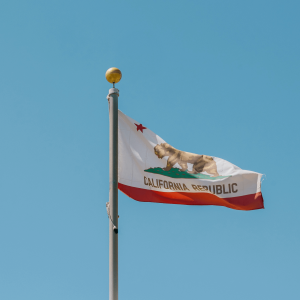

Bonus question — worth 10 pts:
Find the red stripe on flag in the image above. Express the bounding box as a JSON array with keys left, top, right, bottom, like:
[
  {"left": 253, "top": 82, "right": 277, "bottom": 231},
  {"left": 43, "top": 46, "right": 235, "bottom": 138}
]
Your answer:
[{"left": 118, "top": 183, "right": 264, "bottom": 211}]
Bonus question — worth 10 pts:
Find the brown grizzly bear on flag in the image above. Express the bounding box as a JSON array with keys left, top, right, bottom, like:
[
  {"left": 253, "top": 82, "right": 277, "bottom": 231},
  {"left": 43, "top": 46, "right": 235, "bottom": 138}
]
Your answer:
[{"left": 154, "top": 143, "right": 219, "bottom": 177}]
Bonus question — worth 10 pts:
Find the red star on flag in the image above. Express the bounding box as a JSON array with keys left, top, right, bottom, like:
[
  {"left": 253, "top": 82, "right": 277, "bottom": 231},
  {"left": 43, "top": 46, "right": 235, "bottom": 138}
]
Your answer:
[{"left": 134, "top": 123, "right": 147, "bottom": 133}]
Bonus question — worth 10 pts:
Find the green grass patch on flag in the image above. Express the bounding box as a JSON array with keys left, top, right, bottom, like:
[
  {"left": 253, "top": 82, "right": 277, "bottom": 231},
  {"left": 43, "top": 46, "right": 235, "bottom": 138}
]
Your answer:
[{"left": 144, "top": 167, "right": 230, "bottom": 180}]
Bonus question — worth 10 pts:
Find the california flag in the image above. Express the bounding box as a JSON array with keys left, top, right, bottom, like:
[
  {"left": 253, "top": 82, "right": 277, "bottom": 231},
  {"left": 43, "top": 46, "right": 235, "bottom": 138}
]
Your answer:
[{"left": 118, "top": 110, "right": 264, "bottom": 211}]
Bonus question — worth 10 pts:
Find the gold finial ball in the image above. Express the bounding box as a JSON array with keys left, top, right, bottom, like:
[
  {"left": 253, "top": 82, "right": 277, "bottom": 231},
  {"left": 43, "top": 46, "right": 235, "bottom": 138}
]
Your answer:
[{"left": 105, "top": 67, "right": 122, "bottom": 84}]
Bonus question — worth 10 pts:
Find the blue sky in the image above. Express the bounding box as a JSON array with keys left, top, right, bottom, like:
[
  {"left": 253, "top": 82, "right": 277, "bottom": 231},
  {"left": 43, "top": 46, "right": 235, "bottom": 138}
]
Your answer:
[{"left": 1, "top": 0, "right": 299, "bottom": 299}]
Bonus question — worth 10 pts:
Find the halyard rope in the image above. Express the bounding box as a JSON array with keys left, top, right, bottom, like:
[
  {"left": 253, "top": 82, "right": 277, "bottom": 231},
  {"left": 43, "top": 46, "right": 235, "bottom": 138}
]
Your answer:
[{"left": 106, "top": 202, "right": 118, "bottom": 233}]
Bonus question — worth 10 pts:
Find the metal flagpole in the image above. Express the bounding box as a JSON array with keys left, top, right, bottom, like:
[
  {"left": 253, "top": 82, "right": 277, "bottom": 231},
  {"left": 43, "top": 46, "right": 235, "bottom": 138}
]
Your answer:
[{"left": 105, "top": 68, "right": 122, "bottom": 300}]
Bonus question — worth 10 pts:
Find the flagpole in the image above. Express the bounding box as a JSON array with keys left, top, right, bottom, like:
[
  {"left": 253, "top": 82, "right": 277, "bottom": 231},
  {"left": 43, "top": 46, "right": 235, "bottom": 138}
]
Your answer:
[{"left": 106, "top": 68, "right": 122, "bottom": 300}]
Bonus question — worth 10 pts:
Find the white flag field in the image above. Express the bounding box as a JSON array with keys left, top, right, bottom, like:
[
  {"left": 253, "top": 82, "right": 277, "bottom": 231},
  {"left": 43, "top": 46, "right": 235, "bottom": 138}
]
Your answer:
[{"left": 118, "top": 110, "right": 264, "bottom": 210}]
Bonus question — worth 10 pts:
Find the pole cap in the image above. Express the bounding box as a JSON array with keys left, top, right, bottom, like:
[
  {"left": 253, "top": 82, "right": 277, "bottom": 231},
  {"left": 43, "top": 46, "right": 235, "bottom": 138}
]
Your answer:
[
  {"left": 108, "top": 88, "right": 119, "bottom": 97},
  {"left": 105, "top": 67, "right": 122, "bottom": 84}
]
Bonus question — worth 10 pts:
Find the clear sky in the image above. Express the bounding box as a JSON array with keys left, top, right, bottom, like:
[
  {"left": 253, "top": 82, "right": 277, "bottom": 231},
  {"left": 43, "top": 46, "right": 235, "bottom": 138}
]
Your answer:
[{"left": 1, "top": 0, "right": 299, "bottom": 299}]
